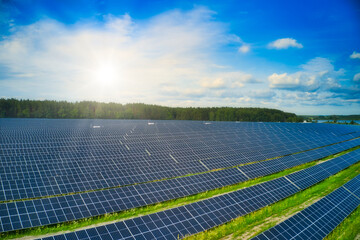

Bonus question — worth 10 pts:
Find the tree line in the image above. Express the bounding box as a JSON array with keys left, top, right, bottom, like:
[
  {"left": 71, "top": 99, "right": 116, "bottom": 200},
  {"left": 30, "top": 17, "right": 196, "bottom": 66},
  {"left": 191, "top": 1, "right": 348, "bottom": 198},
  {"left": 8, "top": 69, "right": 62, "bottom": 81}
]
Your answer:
[
  {"left": 0, "top": 98, "right": 304, "bottom": 122},
  {"left": 310, "top": 115, "right": 360, "bottom": 121}
]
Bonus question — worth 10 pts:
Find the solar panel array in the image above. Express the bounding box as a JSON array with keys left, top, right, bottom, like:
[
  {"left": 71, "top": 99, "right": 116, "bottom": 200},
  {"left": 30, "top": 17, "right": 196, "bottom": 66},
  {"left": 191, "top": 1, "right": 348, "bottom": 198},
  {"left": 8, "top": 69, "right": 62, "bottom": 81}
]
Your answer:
[
  {"left": 1, "top": 138, "right": 360, "bottom": 232},
  {"left": 1, "top": 119, "right": 360, "bottom": 237},
  {"left": 1, "top": 119, "right": 360, "bottom": 202},
  {"left": 38, "top": 148, "right": 360, "bottom": 240},
  {"left": 251, "top": 174, "right": 360, "bottom": 240}
]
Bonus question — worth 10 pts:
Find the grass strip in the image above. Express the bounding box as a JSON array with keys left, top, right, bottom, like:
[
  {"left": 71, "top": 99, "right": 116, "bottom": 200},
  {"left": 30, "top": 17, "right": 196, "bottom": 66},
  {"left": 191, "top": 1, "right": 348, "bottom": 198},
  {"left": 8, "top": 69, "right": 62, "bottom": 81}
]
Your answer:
[{"left": 1, "top": 146, "right": 358, "bottom": 240}]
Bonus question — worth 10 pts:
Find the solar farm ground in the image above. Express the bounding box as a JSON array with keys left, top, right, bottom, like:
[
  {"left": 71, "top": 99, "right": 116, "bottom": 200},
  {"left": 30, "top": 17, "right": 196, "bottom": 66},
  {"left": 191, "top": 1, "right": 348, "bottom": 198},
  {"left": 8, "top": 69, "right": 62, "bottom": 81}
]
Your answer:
[{"left": 0, "top": 119, "right": 360, "bottom": 240}]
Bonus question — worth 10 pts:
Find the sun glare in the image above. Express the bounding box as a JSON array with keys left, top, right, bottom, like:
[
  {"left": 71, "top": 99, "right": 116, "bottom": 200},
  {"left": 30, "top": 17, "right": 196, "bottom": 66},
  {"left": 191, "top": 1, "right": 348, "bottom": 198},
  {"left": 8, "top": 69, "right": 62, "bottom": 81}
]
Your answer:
[{"left": 95, "top": 64, "right": 118, "bottom": 86}]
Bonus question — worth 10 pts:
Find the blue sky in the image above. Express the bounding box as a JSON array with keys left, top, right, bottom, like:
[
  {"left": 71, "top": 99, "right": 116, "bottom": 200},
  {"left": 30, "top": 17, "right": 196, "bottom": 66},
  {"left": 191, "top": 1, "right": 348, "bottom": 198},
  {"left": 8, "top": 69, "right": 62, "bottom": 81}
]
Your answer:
[{"left": 0, "top": 0, "right": 359, "bottom": 115}]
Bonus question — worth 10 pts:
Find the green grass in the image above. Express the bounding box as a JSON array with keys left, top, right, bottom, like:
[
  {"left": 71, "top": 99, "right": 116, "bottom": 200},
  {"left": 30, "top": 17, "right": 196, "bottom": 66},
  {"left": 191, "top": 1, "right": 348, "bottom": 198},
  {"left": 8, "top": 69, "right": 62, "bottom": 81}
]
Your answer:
[
  {"left": 185, "top": 155, "right": 360, "bottom": 240},
  {"left": 1, "top": 146, "right": 358, "bottom": 240}
]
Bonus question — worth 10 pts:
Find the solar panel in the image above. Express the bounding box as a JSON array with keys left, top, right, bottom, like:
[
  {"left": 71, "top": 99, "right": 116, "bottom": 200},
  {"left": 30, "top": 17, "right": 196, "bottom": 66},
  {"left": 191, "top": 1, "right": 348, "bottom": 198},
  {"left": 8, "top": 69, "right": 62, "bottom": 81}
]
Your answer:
[
  {"left": 38, "top": 177, "right": 298, "bottom": 240},
  {"left": 251, "top": 174, "right": 360, "bottom": 240},
  {"left": 1, "top": 119, "right": 360, "bottom": 235},
  {"left": 1, "top": 134, "right": 359, "bottom": 202},
  {"left": 35, "top": 149, "right": 360, "bottom": 240},
  {"left": 343, "top": 173, "right": 360, "bottom": 198},
  {"left": 1, "top": 138, "right": 359, "bottom": 232},
  {"left": 286, "top": 149, "right": 360, "bottom": 190}
]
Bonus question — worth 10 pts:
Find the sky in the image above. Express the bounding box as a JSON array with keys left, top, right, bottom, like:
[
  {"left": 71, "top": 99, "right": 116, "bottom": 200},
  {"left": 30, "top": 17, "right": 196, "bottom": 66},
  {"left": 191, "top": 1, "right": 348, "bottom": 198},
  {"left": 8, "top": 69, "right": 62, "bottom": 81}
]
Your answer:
[{"left": 0, "top": 0, "right": 360, "bottom": 115}]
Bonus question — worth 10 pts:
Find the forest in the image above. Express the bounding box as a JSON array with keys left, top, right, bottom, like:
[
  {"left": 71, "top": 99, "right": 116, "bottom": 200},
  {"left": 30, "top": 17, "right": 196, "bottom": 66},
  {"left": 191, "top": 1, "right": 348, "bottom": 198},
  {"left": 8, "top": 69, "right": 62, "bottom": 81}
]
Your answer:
[{"left": 0, "top": 98, "right": 304, "bottom": 122}]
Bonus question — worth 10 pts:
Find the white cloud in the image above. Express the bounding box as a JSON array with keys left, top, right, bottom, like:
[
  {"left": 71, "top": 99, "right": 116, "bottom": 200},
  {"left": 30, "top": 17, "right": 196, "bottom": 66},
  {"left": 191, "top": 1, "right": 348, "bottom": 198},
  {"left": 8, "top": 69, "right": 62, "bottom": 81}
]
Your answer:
[
  {"left": 1, "top": 7, "right": 358, "bottom": 114},
  {"left": 232, "top": 82, "right": 244, "bottom": 88},
  {"left": 354, "top": 73, "right": 360, "bottom": 81},
  {"left": 200, "top": 78, "right": 225, "bottom": 89},
  {"left": 0, "top": 7, "right": 255, "bottom": 104},
  {"left": 224, "top": 71, "right": 256, "bottom": 85},
  {"left": 200, "top": 71, "right": 256, "bottom": 89},
  {"left": 211, "top": 64, "right": 229, "bottom": 69},
  {"left": 104, "top": 14, "right": 133, "bottom": 34},
  {"left": 268, "top": 38, "right": 303, "bottom": 49},
  {"left": 350, "top": 51, "right": 360, "bottom": 59},
  {"left": 238, "top": 44, "right": 250, "bottom": 53},
  {"left": 268, "top": 73, "right": 299, "bottom": 87},
  {"left": 264, "top": 57, "right": 360, "bottom": 114},
  {"left": 268, "top": 57, "right": 343, "bottom": 91}
]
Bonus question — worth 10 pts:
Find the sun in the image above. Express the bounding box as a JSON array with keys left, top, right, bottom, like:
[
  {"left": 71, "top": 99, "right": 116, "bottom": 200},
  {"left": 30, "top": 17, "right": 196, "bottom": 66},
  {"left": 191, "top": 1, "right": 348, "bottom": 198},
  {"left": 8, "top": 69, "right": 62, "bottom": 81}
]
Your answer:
[{"left": 94, "top": 63, "right": 118, "bottom": 86}]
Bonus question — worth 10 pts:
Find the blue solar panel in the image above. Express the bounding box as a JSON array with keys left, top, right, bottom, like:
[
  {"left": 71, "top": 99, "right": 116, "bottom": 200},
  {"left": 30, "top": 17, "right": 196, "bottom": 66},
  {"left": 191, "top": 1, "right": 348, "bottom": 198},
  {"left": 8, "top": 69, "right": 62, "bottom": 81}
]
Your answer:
[
  {"left": 2, "top": 142, "right": 359, "bottom": 233},
  {"left": 252, "top": 174, "right": 360, "bottom": 240},
  {"left": 35, "top": 148, "right": 360, "bottom": 240},
  {"left": 343, "top": 174, "right": 360, "bottom": 198},
  {"left": 286, "top": 149, "right": 360, "bottom": 190},
  {"left": 1, "top": 121, "right": 359, "bottom": 233},
  {"left": 38, "top": 177, "right": 298, "bottom": 240}
]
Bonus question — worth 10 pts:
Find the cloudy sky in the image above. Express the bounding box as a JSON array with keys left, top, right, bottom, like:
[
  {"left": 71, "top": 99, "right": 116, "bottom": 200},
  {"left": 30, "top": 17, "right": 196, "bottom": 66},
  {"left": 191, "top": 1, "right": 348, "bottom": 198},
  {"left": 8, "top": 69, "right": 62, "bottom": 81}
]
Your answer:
[{"left": 0, "top": 0, "right": 360, "bottom": 115}]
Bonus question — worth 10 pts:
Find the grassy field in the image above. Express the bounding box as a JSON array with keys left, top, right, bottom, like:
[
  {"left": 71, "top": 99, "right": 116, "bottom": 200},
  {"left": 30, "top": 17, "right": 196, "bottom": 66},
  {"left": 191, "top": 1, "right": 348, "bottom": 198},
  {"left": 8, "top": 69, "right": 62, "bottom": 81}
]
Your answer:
[{"left": 1, "top": 146, "right": 359, "bottom": 240}]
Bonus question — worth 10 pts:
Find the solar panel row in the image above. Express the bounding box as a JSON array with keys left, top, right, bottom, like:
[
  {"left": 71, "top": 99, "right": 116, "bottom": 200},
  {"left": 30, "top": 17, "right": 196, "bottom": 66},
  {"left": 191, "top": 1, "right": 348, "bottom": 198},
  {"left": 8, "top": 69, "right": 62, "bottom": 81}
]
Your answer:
[
  {"left": 2, "top": 127, "right": 357, "bottom": 169},
  {"left": 0, "top": 137, "right": 348, "bottom": 182},
  {"left": 1, "top": 120, "right": 360, "bottom": 236},
  {"left": 1, "top": 122, "right": 358, "bottom": 168},
  {"left": 2, "top": 123, "right": 358, "bottom": 158},
  {"left": 2, "top": 120, "right": 358, "bottom": 165},
  {"left": 251, "top": 174, "right": 360, "bottom": 240},
  {"left": 37, "top": 148, "right": 360, "bottom": 240},
  {"left": 2, "top": 119, "right": 357, "bottom": 134},
  {"left": 229, "top": 138, "right": 359, "bottom": 177},
  {"left": 1, "top": 138, "right": 359, "bottom": 232},
  {"left": 0, "top": 161, "right": 207, "bottom": 201},
  {"left": 1, "top": 135, "right": 359, "bottom": 202}
]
